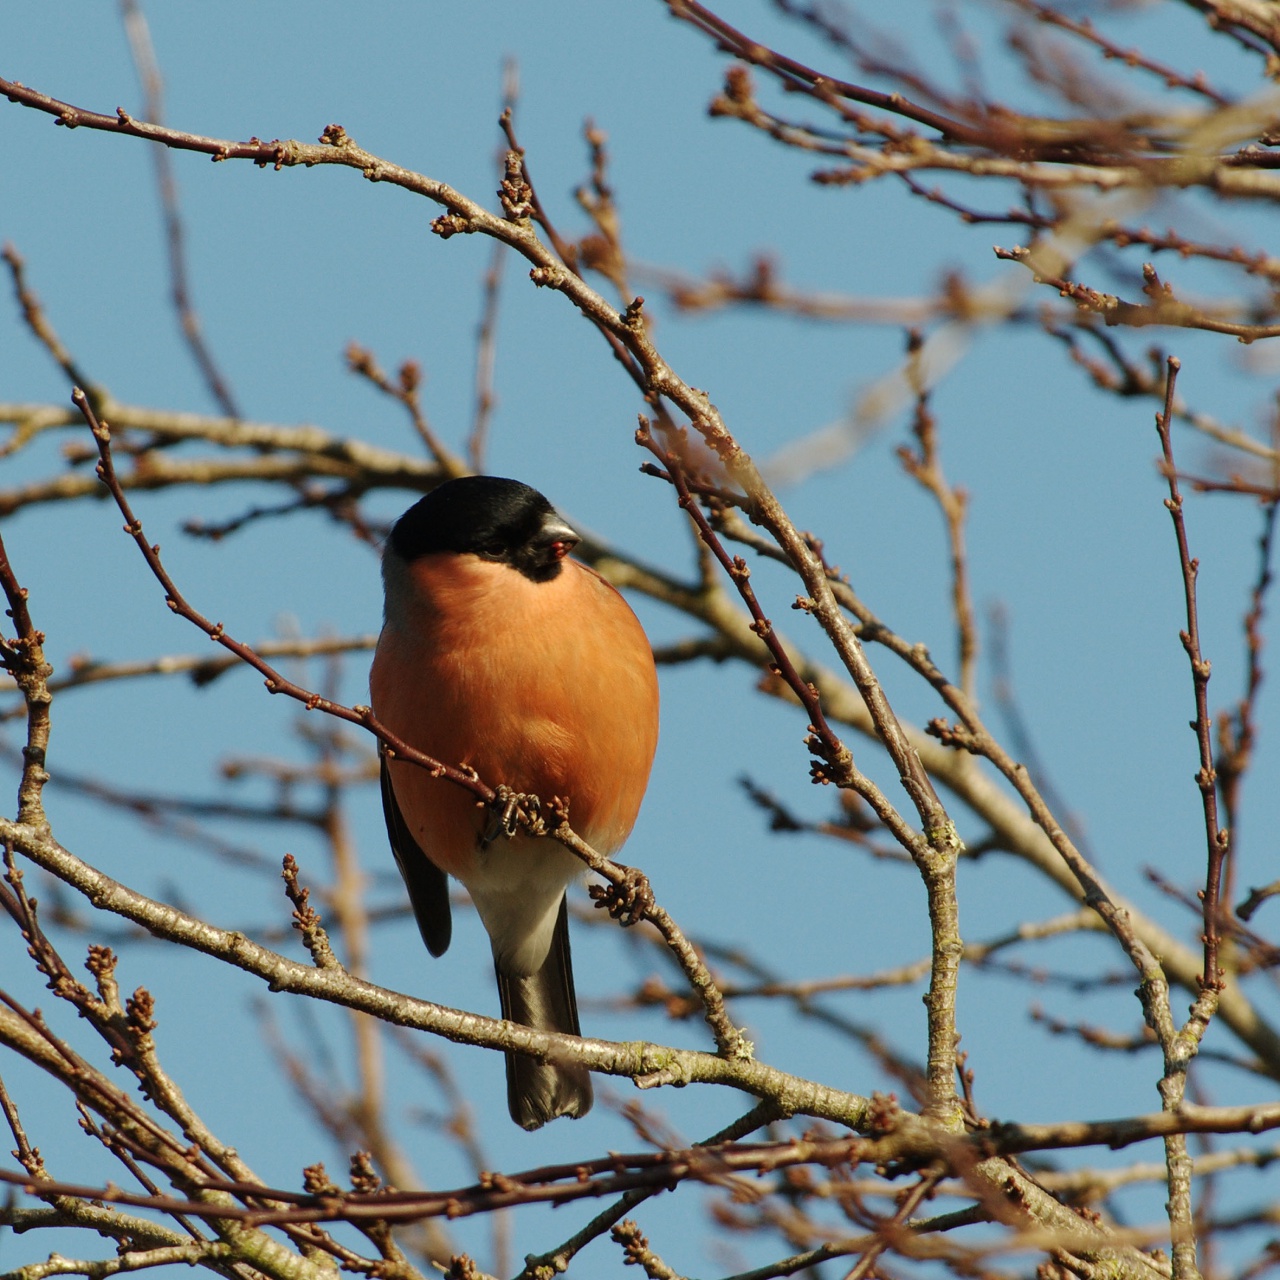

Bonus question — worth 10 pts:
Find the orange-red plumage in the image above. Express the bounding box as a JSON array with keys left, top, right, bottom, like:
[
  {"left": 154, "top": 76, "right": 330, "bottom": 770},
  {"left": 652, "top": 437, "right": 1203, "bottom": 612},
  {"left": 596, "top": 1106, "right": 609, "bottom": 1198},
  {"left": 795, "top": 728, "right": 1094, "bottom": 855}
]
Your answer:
[
  {"left": 373, "top": 552, "right": 657, "bottom": 872},
  {"left": 370, "top": 478, "right": 658, "bottom": 1129}
]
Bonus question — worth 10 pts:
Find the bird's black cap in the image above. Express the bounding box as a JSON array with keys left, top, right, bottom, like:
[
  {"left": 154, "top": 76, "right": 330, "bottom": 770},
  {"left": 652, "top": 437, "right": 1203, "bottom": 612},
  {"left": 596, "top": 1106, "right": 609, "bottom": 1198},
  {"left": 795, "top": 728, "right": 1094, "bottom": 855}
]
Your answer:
[{"left": 388, "top": 477, "right": 578, "bottom": 583}]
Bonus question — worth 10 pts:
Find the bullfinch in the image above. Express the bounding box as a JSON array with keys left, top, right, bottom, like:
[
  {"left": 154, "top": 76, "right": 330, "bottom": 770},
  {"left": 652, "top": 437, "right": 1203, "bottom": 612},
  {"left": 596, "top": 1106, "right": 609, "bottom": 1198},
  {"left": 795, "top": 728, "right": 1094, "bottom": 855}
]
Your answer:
[{"left": 370, "top": 477, "right": 660, "bottom": 1129}]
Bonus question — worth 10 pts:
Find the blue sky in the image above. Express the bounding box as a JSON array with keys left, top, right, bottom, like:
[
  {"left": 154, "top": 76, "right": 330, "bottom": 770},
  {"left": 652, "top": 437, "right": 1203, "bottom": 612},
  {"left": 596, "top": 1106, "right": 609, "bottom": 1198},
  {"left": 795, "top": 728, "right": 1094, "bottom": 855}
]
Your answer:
[{"left": 5, "top": 4, "right": 1280, "bottom": 1276}]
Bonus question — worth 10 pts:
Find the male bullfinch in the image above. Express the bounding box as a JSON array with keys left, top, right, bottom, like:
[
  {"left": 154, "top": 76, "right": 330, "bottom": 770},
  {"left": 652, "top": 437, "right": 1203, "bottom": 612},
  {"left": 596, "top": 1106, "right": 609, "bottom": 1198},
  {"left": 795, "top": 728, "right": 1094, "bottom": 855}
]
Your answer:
[{"left": 370, "top": 477, "right": 660, "bottom": 1129}]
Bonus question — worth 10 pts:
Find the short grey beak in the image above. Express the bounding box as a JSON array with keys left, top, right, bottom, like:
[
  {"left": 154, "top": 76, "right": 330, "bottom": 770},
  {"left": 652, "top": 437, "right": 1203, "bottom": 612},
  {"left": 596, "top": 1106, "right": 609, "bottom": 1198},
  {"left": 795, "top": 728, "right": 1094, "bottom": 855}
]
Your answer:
[{"left": 540, "top": 515, "right": 579, "bottom": 550}]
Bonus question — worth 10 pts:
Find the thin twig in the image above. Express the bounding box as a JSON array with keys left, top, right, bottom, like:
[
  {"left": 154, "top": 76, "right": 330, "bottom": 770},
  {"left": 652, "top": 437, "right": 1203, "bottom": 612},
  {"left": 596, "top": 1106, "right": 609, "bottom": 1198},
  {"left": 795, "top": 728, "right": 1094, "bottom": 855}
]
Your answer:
[
  {"left": 1154, "top": 359, "right": 1229, "bottom": 1011},
  {"left": 345, "top": 343, "right": 465, "bottom": 476},
  {"left": 1153, "top": 355, "right": 1220, "bottom": 1280},
  {"left": 468, "top": 239, "right": 506, "bottom": 473},
  {"left": 119, "top": 0, "right": 241, "bottom": 417},
  {"left": 2, "top": 244, "right": 102, "bottom": 405},
  {"left": 896, "top": 331, "right": 977, "bottom": 698}
]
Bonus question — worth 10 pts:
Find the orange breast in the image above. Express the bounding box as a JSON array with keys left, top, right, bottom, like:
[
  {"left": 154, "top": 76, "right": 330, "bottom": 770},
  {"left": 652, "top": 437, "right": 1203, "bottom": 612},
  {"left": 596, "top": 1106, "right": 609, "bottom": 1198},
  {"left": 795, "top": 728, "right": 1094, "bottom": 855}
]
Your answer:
[{"left": 370, "top": 554, "right": 659, "bottom": 881}]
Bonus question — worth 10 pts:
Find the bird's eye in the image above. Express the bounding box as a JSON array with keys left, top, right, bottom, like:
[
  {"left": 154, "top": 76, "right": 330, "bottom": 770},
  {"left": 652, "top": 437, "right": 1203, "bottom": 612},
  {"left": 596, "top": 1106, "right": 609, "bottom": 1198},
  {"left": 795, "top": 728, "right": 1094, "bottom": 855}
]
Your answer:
[{"left": 480, "top": 540, "right": 506, "bottom": 558}]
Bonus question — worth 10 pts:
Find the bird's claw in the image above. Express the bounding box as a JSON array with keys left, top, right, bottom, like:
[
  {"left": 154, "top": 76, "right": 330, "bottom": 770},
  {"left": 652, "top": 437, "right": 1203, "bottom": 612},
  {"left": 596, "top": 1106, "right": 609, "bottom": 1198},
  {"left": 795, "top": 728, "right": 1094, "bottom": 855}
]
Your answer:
[
  {"left": 589, "top": 863, "right": 654, "bottom": 927},
  {"left": 481, "top": 785, "right": 542, "bottom": 847}
]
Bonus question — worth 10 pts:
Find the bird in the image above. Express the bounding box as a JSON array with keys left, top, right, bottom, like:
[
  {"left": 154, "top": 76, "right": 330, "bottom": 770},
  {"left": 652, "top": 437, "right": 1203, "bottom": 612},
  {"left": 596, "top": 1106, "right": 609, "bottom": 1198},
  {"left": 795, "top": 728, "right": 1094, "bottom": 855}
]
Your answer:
[{"left": 370, "top": 476, "right": 660, "bottom": 1129}]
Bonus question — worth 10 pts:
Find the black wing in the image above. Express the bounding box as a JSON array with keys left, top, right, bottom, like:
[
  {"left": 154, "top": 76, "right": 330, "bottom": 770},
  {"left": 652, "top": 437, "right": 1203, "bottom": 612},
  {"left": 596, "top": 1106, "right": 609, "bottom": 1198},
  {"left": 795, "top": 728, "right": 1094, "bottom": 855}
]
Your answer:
[{"left": 380, "top": 755, "right": 452, "bottom": 957}]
